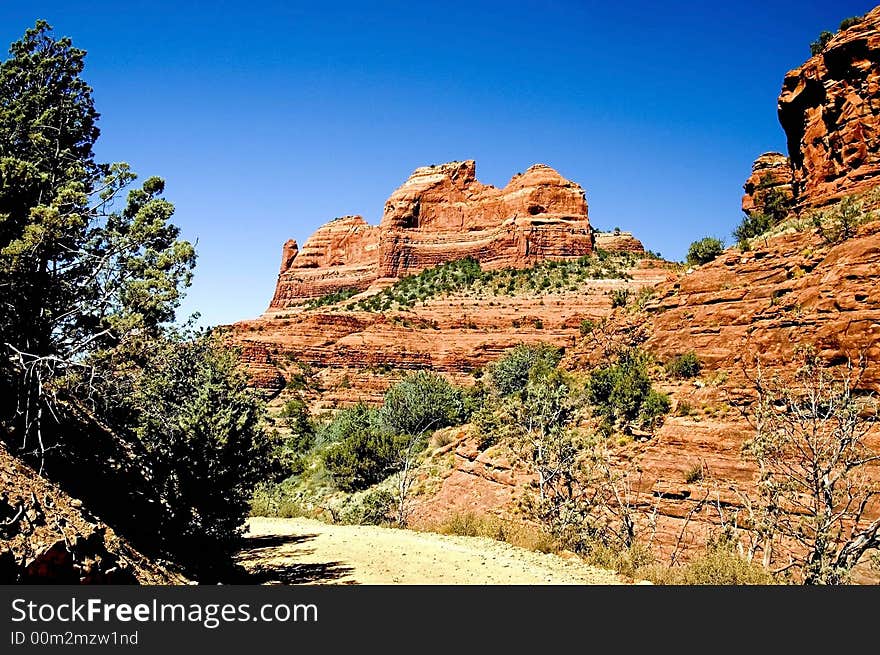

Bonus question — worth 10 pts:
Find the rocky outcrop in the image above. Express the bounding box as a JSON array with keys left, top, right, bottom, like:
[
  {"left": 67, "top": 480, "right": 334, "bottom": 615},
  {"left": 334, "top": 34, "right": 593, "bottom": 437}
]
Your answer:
[
  {"left": 778, "top": 7, "right": 880, "bottom": 208},
  {"left": 0, "top": 444, "right": 185, "bottom": 584},
  {"left": 236, "top": 259, "right": 673, "bottom": 403},
  {"left": 269, "top": 161, "right": 593, "bottom": 310},
  {"left": 593, "top": 230, "right": 646, "bottom": 254},
  {"left": 643, "top": 218, "right": 880, "bottom": 388},
  {"left": 741, "top": 152, "right": 794, "bottom": 215},
  {"left": 270, "top": 216, "right": 380, "bottom": 307}
]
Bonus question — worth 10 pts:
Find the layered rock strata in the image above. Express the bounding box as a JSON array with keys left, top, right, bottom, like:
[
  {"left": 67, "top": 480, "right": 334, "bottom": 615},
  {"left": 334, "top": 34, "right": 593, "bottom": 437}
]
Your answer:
[
  {"left": 269, "top": 161, "right": 595, "bottom": 310},
  {"left": 779, "top": 7, "right": 880, "bottom": 207}
]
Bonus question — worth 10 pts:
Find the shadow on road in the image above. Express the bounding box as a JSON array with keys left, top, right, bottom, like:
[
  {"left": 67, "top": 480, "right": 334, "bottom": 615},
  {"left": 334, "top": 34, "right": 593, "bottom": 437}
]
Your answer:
[{"left": 236, "top": 532, "right": 356, "bottom": 585}]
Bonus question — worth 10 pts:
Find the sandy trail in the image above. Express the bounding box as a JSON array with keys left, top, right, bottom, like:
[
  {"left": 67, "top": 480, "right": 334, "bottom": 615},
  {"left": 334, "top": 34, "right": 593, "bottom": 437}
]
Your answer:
[{"left": 238, "top": 517, "right": 627, "bottom": 585}]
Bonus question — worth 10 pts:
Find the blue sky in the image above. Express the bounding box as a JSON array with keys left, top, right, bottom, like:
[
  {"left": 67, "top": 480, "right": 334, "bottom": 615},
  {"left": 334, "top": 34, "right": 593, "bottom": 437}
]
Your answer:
[{"left": 0, "top": 1, "right": 874, "bottom": 326}]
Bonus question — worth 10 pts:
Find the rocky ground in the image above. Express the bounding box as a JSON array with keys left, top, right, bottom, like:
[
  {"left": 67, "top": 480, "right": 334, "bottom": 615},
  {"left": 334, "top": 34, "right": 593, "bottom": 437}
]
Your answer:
[{"left": 238, "top": 517, "right": 629, "bottom": 585}]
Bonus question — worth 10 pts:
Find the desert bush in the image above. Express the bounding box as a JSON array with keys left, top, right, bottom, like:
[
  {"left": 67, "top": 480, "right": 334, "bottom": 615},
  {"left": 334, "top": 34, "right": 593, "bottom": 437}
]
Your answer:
[
  {"left": 683, "top": 462, "right": 704, "bottom": 484},
  {"left": 486, "top": 343, "right": 563, "bottom": 397},
  {"left": 322, "top": 429, "right": 399, "bottom": 492},
  {"left": 355, "top": 489, "right": 395, "bottom": 525},
  {"left": 676, "top": 400, "right": 693, "bottom": 417},
  {"left": 665, "top": 351, "right": 702, "bottom": 379},
  {"left": 686, "top": 237, "right": 724, "bottom": 266},
  {"left": 839, "top": 15, "right": 864, "bottom": 31},
  {"left": 579, "top": 319, "right": 596, "bottom": 336},
  {"left": 733, "top": 211, "right": 773, "bottom": 247},
  {"left": 440, "top": 511, "right": 486, "bottom": 537},
  {"left": 645, "top": 536, "right": 776, "bottom": 585},
  {"left": 583, "top": 542, "right": 656, "bottom": 579},
  {"left": 278, "top": 397, "right": 315, "bottom": 453},
  {"left": 810, "top": 30, "right": 834, "bottom": 55},
  {"left": 586, "top": 347, "right": 669, "bottom": 433},
  {"left": 304, "top": 287, "right": 359, "bottom": 309},
  {"left": 611, "top": 288, "right": 630, "bottom": 308},
  {"left": 435, "top": 513, "right": 557, "bottom": 552},
  {"left": 380, "top": 370, "right": 469, "bottom": 436},
  {"left": 811, "top": 195, "right": 870, "bottom": 244},
  {"left": 119, "top": 334, "right": 280, "bottom": 574},
  {"left": 316, "top": 401, "right": 380, "bottom": 445}
]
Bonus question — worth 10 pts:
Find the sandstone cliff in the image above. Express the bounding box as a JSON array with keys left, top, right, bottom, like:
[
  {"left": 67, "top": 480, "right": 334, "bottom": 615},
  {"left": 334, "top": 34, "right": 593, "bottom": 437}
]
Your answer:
[
  {"left": 779, "top": 7, "right": 880, "bottom": 208},
  {"left": 269, "top": 161, "right": 597, "bottom": 310}
]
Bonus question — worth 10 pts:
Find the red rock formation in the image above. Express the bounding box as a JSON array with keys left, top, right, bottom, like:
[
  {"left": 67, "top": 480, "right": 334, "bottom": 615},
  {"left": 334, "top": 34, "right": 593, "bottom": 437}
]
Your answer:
[
  {"left": 268, "top": 161, "right": 592, "bottom": 310},
  {"left": 778, "top": 8, "right": 880, "bottom": 207},
  {"left": 235, "top": 259, "right": 673, "bottom": 402},
  {"left": 741, "top": 152, "right": 794, "bottom": 215},
  {"left": 377, "top": 161, "right": 591, "bottom": 279},
  {"left": 593, "top": 230, "right": 646, "bottom": 254},
  {"left": 641, "top": 219, "right": 880, "bottom": 389},
  {"left": 270, "top": 216, "right": 380, "bottom": 308}
]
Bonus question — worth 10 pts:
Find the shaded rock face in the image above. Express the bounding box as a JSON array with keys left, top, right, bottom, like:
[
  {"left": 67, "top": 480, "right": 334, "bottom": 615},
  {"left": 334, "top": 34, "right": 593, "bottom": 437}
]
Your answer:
[
  {"left": 269, "top": 161, "right": 593, "bottom": 309},
  {"left": 778, "top": 7, "right": 880, "bottom": 207},
  {"left": 741, "top": 152, "right": 794, "bottom": 215},
  {"left": 0, "top": 444, "right": 185, "bottom": 584}
]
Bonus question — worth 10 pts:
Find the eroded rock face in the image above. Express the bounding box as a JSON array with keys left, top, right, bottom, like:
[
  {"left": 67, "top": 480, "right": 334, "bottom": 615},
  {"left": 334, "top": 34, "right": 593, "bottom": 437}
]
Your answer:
[
  {"left": 643, "top": 219, "right": 880, "bottom": 389},
  {"left": 741, "top": 152, "right": 794, "bottom": 215},
  {"left": 778, "top": 8, "right": 880, "bottom": 207},
  {"left": 593, "top": 230, "right": 646, "bottom": 254},
  {"left": 269, "top": 161, "right": 593, "bottom": 309},
  {"left": 270, "top": 216, "right": 380, "bottom": 308}
]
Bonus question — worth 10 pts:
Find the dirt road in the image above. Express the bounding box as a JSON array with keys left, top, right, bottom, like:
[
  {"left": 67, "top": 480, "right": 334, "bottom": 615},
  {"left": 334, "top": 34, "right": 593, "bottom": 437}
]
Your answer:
[{"left": 238, "top": 517, "right": 627, "bottom": 585}]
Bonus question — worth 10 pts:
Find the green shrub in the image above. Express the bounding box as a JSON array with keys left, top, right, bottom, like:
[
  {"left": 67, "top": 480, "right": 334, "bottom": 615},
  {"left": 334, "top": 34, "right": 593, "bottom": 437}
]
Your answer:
[
  {"left": 357, "top": 489, "right": 395, "bottom": 525},
  {"left": 733, "top": 211, "right": 773, "bottom": 246},
  {"left": 322, "top": 429, "right": 399, "bottom": 492},
  {"left": 811, "top": 195, "right": 868, "bottom": 244},
  {"left": 278, "top": 398, "right": 314, "bottom": 452},
  {"left": 579, "top": 319, "right": 596, "bottom": 336},
  {"left": 317, "top": 402, "right": 377, "bottom": 443},
  {"left": 380, "top": 371, "right": 469, "bottom": 436},
  {"left": 686, "top": 237, "right": 724, "bottom": 266},
  {"left": 839, "top": 15, "right": 863, "bottom": 31},
  {"left": 586, "top": 347, "right": 669, "bottom": 432},
  {"left": 639, "top": 389, "right": 671, "bottom": 428},
  {"left": 611, "top": 288, "right": 630, "bottom": 308},
  {"left": 353, "top": 252, "right": 638, "bottom": 312},
  {"left": 304, "top": 287, "right": 359, "bottom": 309},
  {"left": 124, "top": 334, "right": 280, "bottom": 574},
  {"left": 810, "top": 30, "right": 834, "bottom": 55},
  {"left": 665, "top": 352, "right": 702, "bottom": 379},
  {"left": 487, "top": 343, "right": 563, "bottom": 397}
]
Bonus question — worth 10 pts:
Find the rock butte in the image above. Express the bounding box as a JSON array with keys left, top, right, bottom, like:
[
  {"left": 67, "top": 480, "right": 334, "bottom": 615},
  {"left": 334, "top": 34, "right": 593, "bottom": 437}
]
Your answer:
[
  {"left": 741, "top": 151, "right": 794, "bottom": 216},
  {"left": 268, "top": 160, "right": 644, "bottom": 311}
]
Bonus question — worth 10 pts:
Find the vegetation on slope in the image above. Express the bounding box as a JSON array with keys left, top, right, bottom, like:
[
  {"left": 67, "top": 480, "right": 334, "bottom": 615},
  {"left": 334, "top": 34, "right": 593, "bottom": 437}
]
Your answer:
[
  {"left": 291, "top": 251, "right": 640, "bottom": 313},
  {"left": 0, "top": 22, "right": 279, "bottom": 581}
]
